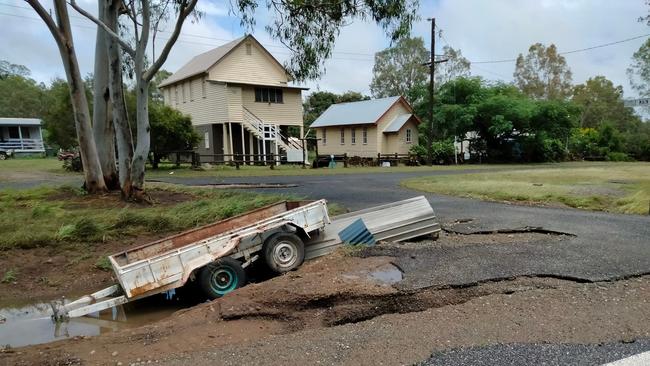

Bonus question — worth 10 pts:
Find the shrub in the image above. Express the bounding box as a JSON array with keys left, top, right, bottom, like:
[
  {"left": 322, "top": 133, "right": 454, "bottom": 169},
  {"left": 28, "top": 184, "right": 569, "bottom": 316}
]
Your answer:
[
  {"left": 409, "top": 140, "right": 455, "bottom": 164},
  {"left": 605, "top": 152, "right": 631, "bottom": 162}
]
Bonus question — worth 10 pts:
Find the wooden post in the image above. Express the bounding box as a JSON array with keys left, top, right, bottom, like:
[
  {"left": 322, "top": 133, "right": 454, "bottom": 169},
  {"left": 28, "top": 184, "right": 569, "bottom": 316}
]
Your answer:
[
  {"left": 377, "top": 153, "right": 381, "bottom": 166},
  {"left": 249, "top": 132, "right": 254, "bottom": 165},
  {"left": 240, "top": 123, "right": 246, "bottom": 164},
  {"left": 314, "top": 139, "right": 319, "bottom": 169},
  {"left": 343, "top": 153, "right": 348, "bottom": 168},
  {"left": 17, "top": 126, "right": 24, "bottom": 150},
  {"left": 228, "top": 122, "right": 235, "bottom": 163}
]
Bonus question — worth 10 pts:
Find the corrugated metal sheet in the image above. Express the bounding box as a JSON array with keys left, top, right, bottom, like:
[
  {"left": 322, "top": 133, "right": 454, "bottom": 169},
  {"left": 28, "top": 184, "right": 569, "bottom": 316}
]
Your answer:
[
  {"left": 383, "top": 114, "right": 412, "bottom": 133},
  {"left": 305, "top": 196, "right": 441, "bottom": 259},
  {"left": 338, "top": 218, "right": 376, "bottom": 245},
  {"left": 310, "top": 96, "right": 401, "bottom": 128}
]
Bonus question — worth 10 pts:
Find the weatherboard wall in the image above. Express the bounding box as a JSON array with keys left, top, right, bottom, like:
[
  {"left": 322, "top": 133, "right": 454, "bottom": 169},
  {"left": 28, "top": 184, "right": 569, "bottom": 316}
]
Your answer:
[{"left": 208, "top": 39, "right": 290, "bottom": 86}]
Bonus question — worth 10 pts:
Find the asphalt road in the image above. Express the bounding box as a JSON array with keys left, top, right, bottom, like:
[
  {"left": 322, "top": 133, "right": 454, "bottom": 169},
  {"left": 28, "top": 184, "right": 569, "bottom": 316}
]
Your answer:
[
  {"left": 158, "top": 171, "right": 650, "bottom": 287},
  {"left": 421, "top": 339, "right": 650, "bottom": 366}
]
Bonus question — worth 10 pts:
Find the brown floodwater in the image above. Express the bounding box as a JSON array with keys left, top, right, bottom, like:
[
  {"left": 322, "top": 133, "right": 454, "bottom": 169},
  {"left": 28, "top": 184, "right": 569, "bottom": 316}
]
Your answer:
[{"left": 0, "top": 291, "right": 197, "bottom": 348}]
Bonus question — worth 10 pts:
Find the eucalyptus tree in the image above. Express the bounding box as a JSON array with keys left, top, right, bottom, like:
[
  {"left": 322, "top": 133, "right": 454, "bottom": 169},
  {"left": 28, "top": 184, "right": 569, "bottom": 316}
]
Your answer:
[
  {"left": 514, "top": 43, "right": 573, "bottom": 100},
  {"left": 26, "top": 0, "right": 107, "bottom": 193}
]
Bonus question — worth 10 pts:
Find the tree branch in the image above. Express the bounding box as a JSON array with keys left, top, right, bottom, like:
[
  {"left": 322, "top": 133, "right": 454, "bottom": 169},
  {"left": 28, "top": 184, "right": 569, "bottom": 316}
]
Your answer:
[
  {"left": 144, "top": 0, "right": 198, "bottom": 81},
  {"left": 25, "top": 0, "right": 65, "bottom": 50},
  {"left": 67, "top": 0, "right": 136, "bottom": 57}
]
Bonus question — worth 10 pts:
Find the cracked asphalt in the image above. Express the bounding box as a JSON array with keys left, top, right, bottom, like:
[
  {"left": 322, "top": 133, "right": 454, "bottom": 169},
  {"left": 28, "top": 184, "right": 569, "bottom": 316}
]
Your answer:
[
  {"left": 158, "top": 171, "right": 650, "bottom": 286},
  {"left": 155, "top": 171, "right": 650, "bottom": 365}
]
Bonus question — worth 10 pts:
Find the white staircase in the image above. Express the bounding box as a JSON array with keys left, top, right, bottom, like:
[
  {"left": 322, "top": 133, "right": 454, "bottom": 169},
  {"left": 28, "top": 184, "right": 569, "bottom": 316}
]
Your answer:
[{"left": 242, "top": 107, "right": 302, "bottom": 153}]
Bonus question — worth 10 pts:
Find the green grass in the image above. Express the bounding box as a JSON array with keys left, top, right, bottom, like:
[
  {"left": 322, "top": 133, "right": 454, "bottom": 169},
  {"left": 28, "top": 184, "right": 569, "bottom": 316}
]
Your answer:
[
  {"left": 402, "top": 162, "right": 650, "bottom": 215},
  {"left": 2, "top": 269, "right": 17, "bottom": 283},
  {"left": 146, "top": 162, "right": 512, "bottom": 178},
  {"left": 94, "top": 256, "right": 112, "bottom": 271},
  {"left": 0, "top": 184, "right": 293, "bottom": 250}
]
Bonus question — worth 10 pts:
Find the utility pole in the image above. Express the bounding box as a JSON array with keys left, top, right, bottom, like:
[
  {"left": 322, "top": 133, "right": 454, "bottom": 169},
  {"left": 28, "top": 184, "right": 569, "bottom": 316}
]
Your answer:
[
  {"left": 427, "top": 17, "right": 435, "bottom": 166},
  {"left": 425, "top": 17, "right": 448, "bottom": 166}
]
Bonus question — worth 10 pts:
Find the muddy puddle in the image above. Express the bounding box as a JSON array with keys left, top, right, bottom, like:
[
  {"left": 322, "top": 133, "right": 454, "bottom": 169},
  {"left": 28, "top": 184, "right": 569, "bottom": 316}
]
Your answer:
[
  {"left": 343, "top": 263, "right": 403, "bottom": 285},
  {"left": 0, "top": 292, "right": 197, "bottom": 348}
]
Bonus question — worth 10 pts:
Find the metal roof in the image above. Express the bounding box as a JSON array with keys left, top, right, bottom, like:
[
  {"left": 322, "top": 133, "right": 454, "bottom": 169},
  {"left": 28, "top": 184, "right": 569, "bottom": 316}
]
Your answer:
[
  {"left": 158, "top": 36, "right": 245, "bottom": 87},
  {"left": 309, "top": 96, "right": 401, "bottom": 128},
  {"left": 383, "top": 113, "right": 412, "bottom": 133},
  {"left": 0, "top": 118, "right": 42, "bottom": 126}
]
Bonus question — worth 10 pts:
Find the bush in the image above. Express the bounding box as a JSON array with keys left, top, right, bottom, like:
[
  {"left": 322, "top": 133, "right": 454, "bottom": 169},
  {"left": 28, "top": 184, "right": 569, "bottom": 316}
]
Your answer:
[
  {"left": 605, "top": 152, "right": 631, "bottom": 162},
  {"left": 409, "top": 140, "right": 455, "bottom": 164}
]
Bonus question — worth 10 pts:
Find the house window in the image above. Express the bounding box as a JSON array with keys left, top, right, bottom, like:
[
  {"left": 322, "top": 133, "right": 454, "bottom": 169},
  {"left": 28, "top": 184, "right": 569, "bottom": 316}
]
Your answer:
[
  {"left": 254, "top": 87, "right": 283, "bottom": 103},
  {"left": 351, "top": 128, "right": 356, "bottom": 145},
  {"left": 246, "top": 43, "right": 252, "bottom": 55},
  {"left": 340, "top": 128, "right": 345, "bottom": 145},
  {"left": 202, "top": 77, "right": 206, "bottom": 98},
  {"left": 8, "top": 126, "right": 19, "bottom": 139},
  {"left": 182, "top": 82, "right": 186, "bottom": 103},
  {"left": 174, "top": 86, "right": 179, "bottom": 105},
  {"left": 204, "top": 131, "right": 210, "bottom": 149},
  {"left": 406, "top": 128, "right": 412, "bottom": 143},
  {"left": 20, "top": 127, "right": 31, "bottom": 138},
  {"left": 362, "top": 127, "right": 368, "bottom": 145},
  {"left": 189, "top": 81, "right": 194, "bottom": 101},
  {"left": 322, "top": 128, "right": 326, "bottom": 145}
]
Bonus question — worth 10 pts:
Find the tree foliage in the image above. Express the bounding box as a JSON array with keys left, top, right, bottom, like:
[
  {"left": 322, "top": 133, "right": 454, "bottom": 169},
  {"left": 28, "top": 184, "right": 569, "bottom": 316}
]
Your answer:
[
  {"left": 41, "top": 79, "right": 88, "bottom": 150},
  {"left": 435, "top": 45, "right": 471, "bottom": 86},
  {"left": 628, "top": 38, "right": 650, "bottom": 97},
  {"left": 0, "top": 74, "right": 46, "bottom": 118},
  {"left": 572, "top": 76, "right": 641, "bottom": 131},
  {"left": 514, "top": 43, "right": 573, "bottom": 100},
  {"left": 370, "top": 37, "right": 429, "bottom": 102}
]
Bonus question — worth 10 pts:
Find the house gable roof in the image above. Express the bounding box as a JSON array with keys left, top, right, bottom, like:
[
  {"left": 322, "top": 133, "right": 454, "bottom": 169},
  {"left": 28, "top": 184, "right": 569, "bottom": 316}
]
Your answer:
[
  {"left": 158, "top": 35, "right": 291, "bottom": 88},
  {"left": 310, "top": 96, "right": 419, "bottom": 128}
]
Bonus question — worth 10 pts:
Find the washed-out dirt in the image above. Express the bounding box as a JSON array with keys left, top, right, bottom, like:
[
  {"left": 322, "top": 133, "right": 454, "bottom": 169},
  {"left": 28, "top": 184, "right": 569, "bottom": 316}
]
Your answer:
[{"left": 2, "top": 233, "right": 648, "bottom": 365}]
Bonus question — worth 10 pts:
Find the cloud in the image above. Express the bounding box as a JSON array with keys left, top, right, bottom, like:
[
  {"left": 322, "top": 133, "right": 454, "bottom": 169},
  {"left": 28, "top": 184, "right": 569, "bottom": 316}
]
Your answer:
[{"left": 1, "top": 0, "right": 648, "bottom": 101}]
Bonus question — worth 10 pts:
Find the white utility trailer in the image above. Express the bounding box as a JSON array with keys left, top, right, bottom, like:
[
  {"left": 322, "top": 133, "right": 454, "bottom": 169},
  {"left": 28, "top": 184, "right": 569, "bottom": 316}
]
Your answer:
[{"left": 51, "top": 200, "right": 329, "bottom": 320}]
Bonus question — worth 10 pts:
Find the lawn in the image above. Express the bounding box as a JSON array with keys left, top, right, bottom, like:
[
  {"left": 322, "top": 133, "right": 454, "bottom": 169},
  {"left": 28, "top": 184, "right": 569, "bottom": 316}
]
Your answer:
[
  {"left": 0, "top": 183, "right": 294, "bottom": 250},
  {"left": 1, "top": 156, "right": 508, "bottom": 183},
  {"left": 402, "top": 162, "right": 650, "bottom": 215}
]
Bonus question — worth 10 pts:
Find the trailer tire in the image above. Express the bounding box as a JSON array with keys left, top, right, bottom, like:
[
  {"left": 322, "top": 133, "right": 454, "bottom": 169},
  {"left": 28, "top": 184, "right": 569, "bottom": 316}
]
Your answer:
[
  {"left": 198, "top": 257, "right": 246, "bottom": 300},
  {"left": 263, "top": 232, "right": 305, "bottom": 273}
]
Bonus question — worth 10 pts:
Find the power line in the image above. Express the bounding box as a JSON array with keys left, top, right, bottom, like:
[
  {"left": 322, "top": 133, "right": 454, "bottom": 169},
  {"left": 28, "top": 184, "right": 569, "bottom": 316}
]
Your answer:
[{"left": 0, "top": 2, "right": 378, "bottom": 58}]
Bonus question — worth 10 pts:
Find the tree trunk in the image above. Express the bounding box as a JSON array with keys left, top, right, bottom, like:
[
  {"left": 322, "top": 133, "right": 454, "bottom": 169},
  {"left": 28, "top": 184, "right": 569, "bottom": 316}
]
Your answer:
[
  {"left": 52, "top": 0, "right": 107, "bottom": 193},
  {"left": 105, "top": 0, "right": 134, "bottom": 199},
  {"left": 92, "top": 0, "right": 119, "bottom": 190},
  {"left": 131, "top": 77, "right": 151, "bottom": 200}
]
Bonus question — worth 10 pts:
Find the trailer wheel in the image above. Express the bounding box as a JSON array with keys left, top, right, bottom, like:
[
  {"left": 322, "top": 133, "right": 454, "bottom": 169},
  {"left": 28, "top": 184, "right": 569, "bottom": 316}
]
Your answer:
[
  {"left": 199, "top": 257, "right": 246, "bottom": 300},
  {"left": 263, "top": 232, "right": 305, "bottom": 273},
  {"left": 0, "top": 152, "right": 6, "bottom": 160}
]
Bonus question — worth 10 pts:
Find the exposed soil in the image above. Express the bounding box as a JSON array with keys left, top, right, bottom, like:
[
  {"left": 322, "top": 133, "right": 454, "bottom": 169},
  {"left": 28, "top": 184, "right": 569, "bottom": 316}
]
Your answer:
[
  {"left": 2, "top": 231, "right": 648, "bottom": 365},
  {"left": 46, "top": 189, "right": 193, "bottom": 210},
  {"left": 2, "top": 239, "right": 649, "bottom": 366},
  {"left": 0, "top": 234, "right": 168, "bottom": 307}
]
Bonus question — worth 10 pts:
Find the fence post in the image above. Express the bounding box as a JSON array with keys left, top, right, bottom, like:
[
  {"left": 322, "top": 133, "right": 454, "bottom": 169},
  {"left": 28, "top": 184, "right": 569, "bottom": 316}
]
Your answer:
[
  {"left": 377, "top": 153, "right": 381, "bottom": 166},
  {"left": 175, "top": 152, "right": 181, "bottom": 167},
  {"left": 343, "top": 153, "right": 348, "bottom": 168}
]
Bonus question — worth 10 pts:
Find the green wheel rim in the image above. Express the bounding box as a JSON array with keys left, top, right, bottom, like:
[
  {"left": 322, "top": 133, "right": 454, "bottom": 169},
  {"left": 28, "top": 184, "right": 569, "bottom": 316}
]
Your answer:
[{"left": 209, "top": 267, "right": 238, "bottom": 295}]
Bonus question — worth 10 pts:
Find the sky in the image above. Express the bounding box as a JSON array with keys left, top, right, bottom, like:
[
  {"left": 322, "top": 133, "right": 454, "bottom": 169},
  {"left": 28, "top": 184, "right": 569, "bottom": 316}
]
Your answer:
[{"left": 0, "top": 0, "right": 648, "bottom": 100}]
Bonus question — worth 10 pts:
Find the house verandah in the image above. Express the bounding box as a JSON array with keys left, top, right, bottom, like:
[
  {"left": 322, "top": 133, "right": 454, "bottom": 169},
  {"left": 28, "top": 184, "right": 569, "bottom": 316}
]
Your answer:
[
  {"left": 193, "top": 110, "right": 304, "bottom": 165},
  {"left": 0, "top": 118, "right": 45, "bottom": 154}
]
